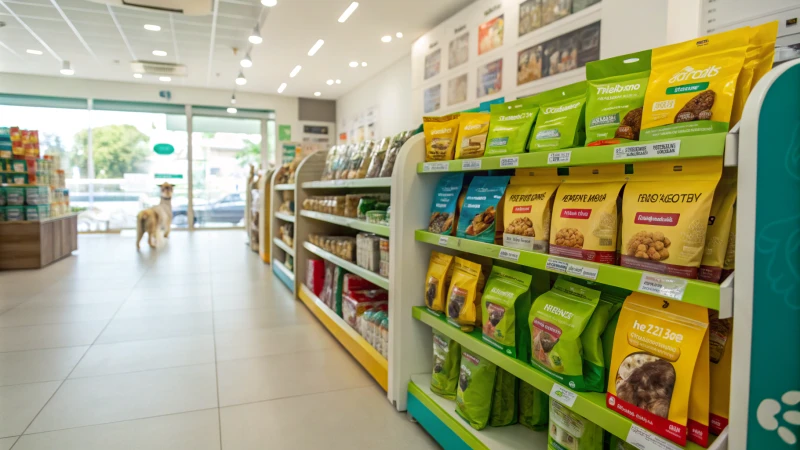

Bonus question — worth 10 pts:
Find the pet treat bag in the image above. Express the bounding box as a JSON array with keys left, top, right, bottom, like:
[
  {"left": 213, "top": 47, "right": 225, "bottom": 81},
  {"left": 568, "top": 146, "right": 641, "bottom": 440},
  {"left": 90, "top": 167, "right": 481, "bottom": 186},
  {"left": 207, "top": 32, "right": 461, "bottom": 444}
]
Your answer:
[
  {"left": 585, "top": 50, "right": 651, "bottom": 145},
  {"left": 425, "top": 251, "right": 454, "bottom": 313},
  {"left": 481, "top": 266, "right": 533, "bottom": 358},
  {"left": 456, "top": 112, "right": 491, "bottom": 159},
  {"left": 548, "top": 397, "right": 604, "bottom": 450},
  {"left": 445, "top": 257, "right": 483, "bottom": 331},
  {"left": 456, "top": 350, "right": 497, "bottom": 430},
  {"left": 490, "top": 368, "right": 518, "bottom": 427},
  {"left": 457, "top": 176, "right": 510, "bottom": 244},
  {"left": 699, "top": 174, "right": 737, "bottom": 282},
  {"left": 721, "top": 207, "right": 735, "bottom": 280},
  {"left": 709, "top": 313, "right": 732, "bottom": 435},
  {"left": 431, "top": 330, "right": 461, "bottom": 399},
  {"left": 688, "top": 314, "right": 710, "bottom": 447},
  {"left": 529, "top": 81, "right": 587, "bottom": 151},
  {"left": 529, "top": 278, "right": 600, "bottom": 390},
  {"left": 519, "top": 380, "right": 549, "bottom": 431},
  {"left": 621, "top": 158, "right": 722, "bottom": 278},
  {"left": 424, "top": 114, "right": 460, "bottom": 161},
  {"left": 485, "top": 97, "right": 539, "bottom": 156},
  {"left": 549, "top": 164, "right": 626, "bottom": 264},
  {"left": 730, "top": 22, "right": 778, "bottom": 127},
  {"left": 502, "top": 170, "right": 561, "bottom": 253},
  {"left": 428, "top": 173, "right": 465, "bottom": 235},
  {"left": 581, "top": 288, "right": 626, "bottom": 393},
  {"left": 639, "top": 28, "right": 749, "bottom": 140},
  {"left": 607, "top": 292, "right": 709, "bottom": 446}
]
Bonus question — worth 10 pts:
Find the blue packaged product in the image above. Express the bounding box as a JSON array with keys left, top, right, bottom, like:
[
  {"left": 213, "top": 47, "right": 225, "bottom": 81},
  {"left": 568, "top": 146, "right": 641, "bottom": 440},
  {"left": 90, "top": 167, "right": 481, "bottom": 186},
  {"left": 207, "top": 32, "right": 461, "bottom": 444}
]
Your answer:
[
  {"left": 428, "top": 173, "right": 465, "bottom": 235},
  {"left": 457, "top": 176, "right": 511, "bottom": 244}
]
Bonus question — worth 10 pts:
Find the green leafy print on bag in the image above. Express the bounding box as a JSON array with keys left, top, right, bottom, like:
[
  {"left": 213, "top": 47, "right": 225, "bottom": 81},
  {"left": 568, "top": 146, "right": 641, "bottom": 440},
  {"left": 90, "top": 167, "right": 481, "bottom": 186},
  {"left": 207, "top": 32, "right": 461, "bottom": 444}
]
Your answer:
[
  {"left": 430, "top": 331, "right": 461, "bottom": 400},
  {"left": 519, "top": 380, "right": 549, "bottom": 431},
  {"left": 529, "top": 81, "right": 587, "bottom": 152},
  {"left": 485, "top": 97, "right": 539, "bottom": 156},
  {"left": 481, "top": 266, "right": 533, "bottom": 358},
  {"left": 490, "top": 368, "right": 518, "bottom": 427},
  {"left": 529, "top": 277, "right": 600, "bottom": 391},
  {"left": 456, "top": 350, "right": 497, "bottom": 430}
]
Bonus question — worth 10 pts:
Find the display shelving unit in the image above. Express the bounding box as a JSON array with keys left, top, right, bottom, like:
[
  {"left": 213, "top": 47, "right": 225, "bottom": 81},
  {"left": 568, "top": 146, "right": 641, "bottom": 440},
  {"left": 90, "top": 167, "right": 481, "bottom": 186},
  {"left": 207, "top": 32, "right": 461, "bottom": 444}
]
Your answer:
[{"left": 269, "top": 170, "right": 295, "bottom": 293}]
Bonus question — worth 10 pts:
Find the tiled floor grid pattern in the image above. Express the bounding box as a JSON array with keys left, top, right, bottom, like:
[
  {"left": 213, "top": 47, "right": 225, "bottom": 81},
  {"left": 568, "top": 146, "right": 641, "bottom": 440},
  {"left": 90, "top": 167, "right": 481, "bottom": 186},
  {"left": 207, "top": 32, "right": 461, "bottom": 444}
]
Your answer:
[{"left": 0, "top": 231, "right": 436, "bottom": 450}]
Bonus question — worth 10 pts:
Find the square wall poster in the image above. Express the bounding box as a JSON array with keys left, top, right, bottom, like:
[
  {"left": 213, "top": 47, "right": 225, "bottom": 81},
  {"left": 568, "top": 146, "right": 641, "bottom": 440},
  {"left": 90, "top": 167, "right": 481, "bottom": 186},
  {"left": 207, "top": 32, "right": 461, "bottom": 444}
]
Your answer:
[
  {"left": 424, "top": 49, "right": 442, "bottom": 80},
  {"left": 478, "top": 14, "right": 504, "bottom": 55},
  {"left": 449, "top": 33, "right": 469, "bottom": 69},
  {"left": 477, "top": 59, "right": 503, "bottom": 98},
  {"left": 424, "top": 84, "right": 442, "bottom": 113},
  {"left": 448, "top": 74, "right": 468, "bottom": 106}
]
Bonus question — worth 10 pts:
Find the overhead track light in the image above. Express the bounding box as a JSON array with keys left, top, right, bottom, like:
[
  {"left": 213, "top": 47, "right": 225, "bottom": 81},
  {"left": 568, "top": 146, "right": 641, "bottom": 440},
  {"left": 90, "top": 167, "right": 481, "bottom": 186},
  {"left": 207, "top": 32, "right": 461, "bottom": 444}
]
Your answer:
[
  {"left": 277, "top": 83, "right": 287, "bottom": 93},
  {"left": 249, "top": 25, "right": 263, "bottom": 44},
  {"left": 60, "top": 61, "right": 74, "bottom": 75},
  {"left": 308, "top": 39, "right": 324, "bottom": 56},
  {"left": 144, "top": 24, "right": 161, "bottom": 31},
  {"left": 236, "top": 71, "right": 247, "bottom": 85},
  {"left": 338, "top": 2, "right": 359, "bottom": 23},
  {"left": 290, "top": 65, "right": 302, "bottom": 78},
  {"left": 240, "top": 53, "right": 253, "bottom": 68}
]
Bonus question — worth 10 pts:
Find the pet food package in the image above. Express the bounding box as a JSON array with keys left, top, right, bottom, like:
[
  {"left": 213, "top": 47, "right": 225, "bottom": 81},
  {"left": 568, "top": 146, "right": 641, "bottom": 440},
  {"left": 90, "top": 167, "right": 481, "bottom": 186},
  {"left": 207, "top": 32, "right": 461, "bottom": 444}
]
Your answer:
[
  {"left": 585, "top": 50, "right": 651, "bottom": 145},
  {"left": 721, "top": 207, "right": 736, "bottom": 280},
  {"left": 688, "top": 315, "right": 711, "bottom": 447},
  {"left": 424, "top": 114, "right": 460, "bottom": 161},
  {"left": 730, "top": 22, "right": 778, "bottom": 127},
  {"left": 490, "top": 368, "right": 517, "bottom": 427},
  {"left": 519, "top": 380, "right": 549, "bottom": 431},
  {"left": 366, "top": 136, "right": 391, "bottom": 178},
  {"left": 306, "top": 259, "right": 325, "bottom": 296},
  {"left": 529, "top": 81, "right": 587, "bottom": 151},
  {"left": 607, "top": 292, "right": 709, "bottom": 446},
  {"left": 379, "top": 131, "right": 410, "bottom": 177},
  {"left": 428, "top": 173, "right": 465, "bottom": 235},
  {"left": 431, "top": 330, "right": 461, "bottom": 399},
  {"left": 456, "top": 349, "right": 497, "bottom": 430},
  {"left": 548, "top": 397, "right": 604, "bottom": 450},
  {"left": 699, "top": 175, "right": 737, "bottom": 282},
  {"left": 349, "top": 140, "right": 374, "bottom": 179},
  {"left": 549, "top": 165, "right": 625, "bottom": 264},
  {"left": 334, "top": 144, "right": 356, "bottom": 179},
  {"left": 485, "top": 97, "right": 539, "bottom": 156},
  {"left": 455, "top": 112, "right": 491, "bottom": 159},
  {"left": 425, "top": 251, "right": 455, "bottom": 313},
  {"left": 709, "top": 313, "right": 732, "bottom": 435},
  {"left": 581, "top": 287, "right": 626, "bottom": 393},
  {"left": 320, "top": 145, "right": 339, "bottom": 180},
  {"left": 529, "top": 278, "right": 600, "bottom": 390},
  {"left": 481, "top": 266, "right": 533, "bottom": 359},
  {"left": 639, "top": 28, "right": 750, "bottom": 141},
  {"left": 609, "top": 436, "right": 638, "bottom": 450},
  {"left": 457, "top": 176, "right": 510, "bottom": 244},
  {"left": 502, "top": 170, "right": 561, "bottom": 252},
  {"left": 446, "top": 257, "right": 483, "bottom": 331},
  {"left": 621, "top": 158, "right": 722, "bottom": 278}
]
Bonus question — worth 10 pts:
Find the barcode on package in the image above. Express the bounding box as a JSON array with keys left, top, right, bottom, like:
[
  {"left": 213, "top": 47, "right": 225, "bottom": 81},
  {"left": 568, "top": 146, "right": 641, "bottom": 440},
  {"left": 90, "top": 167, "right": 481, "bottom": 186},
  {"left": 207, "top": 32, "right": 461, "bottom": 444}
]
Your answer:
[
  {"left": 547, "top": 151, "right": 572, "bottom": 164},
  {"left": 499, "top": 156, "right": 519, "bottom": 168},
  {"left": 462, "top": 159, "right": 481, "bottom": 170},
  {"left": 613, "top": 140, "right": 681, "bottom": 161},
  {"left": 498, "top": 248, "right": 520, "bottom": 262},
  {"left": 423, "top": 162, "right": 449, "bottom": 172}
]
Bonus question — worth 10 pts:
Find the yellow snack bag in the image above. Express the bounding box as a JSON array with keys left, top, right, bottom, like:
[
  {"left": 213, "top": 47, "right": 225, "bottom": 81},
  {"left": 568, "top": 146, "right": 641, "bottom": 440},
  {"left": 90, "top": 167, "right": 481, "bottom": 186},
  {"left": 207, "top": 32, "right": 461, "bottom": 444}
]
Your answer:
[
  {"left": 455, "top": 112, "right": 490, "bottom": 159},
  {"left": 640, "top": 28, "right": 749, "bottom": 140},
  {"left": 502, "top": 169, "right": 561, "bottom": 253},
  {"left": 699, "top": 173, "right": 737, "bottom": 282},
  {"left": 607, "top": 293, "right": 709, "bottom": 447},
  {"left": 424, "top": 114, "right": 460, "bottom": 161},
  {"left": 730, "top": 22, "right": 778, "bottom": 127},
  {"left": 721, "top": 206, "right": 736, "bottom": 280},
  {"left": 425, "top": 251, "right": 454, "bottom": 313},
  {"left": 708, "top": 312, "right": 732, "bottom": 435},
  {"left": 445, "top": 257, "right": 483, "bottom": 331},
  {"left": 549, "top": 165, "right": 626, "bottom": 264},
  {"left": 621, "top": 158, "right": 722, "bottom": 279},
  {"left": 688, "top": 320, "right": 710, "bottom": 447}
]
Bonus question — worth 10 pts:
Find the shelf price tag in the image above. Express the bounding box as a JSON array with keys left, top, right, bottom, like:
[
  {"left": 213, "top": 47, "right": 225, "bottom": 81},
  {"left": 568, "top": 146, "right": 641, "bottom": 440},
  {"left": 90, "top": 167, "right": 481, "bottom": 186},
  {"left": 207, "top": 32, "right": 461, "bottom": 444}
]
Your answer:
[
  {"left": 566, "top": 263, "right": 599, "bottom": 281},
  {"left": 438, "top": 236, "right": 449, "bottom": 246},
  {"left": 626, "top": 424, "right": 682, "bottom": 450},
  {"left": 499, "top": 156, "right": 519, "bottom": 168},
  {"left": 547, "top": 151, "right": 572, "bottom": 164},
  {"left": 423, "top": 162, "right": 450, "bottom": 172},
  {"left": 461, "top": 159, "right": 482, "bottom": 170},
  {"left": 613, "top": 140, "right": 681, "bottom": 161},
  {"left": 638, "top": 273, "right": 687, "bottom": 300},
  {"left": 549, "top": 384, "right": 577, "bottom": 407},
  {"left": 546, "top": 257, "right": 569, "bottom": 273},
  {"left": 498, "top": 248, "right": 520, "bottom": 262}
]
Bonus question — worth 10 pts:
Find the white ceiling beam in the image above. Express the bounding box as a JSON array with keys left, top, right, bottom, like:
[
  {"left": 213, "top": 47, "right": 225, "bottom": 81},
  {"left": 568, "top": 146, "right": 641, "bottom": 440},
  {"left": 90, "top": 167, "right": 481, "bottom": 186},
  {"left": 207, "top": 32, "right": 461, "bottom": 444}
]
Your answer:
[
  {"left": 106, "top": 4, "right": 137, "bottom": 61},
  {"left": 50, "top": 0, "right": 99, "bottom": 62},
  {"left": 169, "top": 13, "right": 180, "bottom": 64},
  {"left": 0, "top": 0, "right": 62, "bottom": 62},
  {"left": 205, "top": 0, "right": 220, "bottom": 86}
]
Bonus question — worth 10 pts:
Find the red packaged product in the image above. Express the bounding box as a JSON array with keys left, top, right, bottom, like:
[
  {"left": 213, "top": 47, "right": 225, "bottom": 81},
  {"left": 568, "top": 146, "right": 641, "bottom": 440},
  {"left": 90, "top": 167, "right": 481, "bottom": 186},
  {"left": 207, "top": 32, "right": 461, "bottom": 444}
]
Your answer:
[
  {"left": 306, "top": 259, "right": 325, "bottom": 296},
  {"left": 342, "top": 273, "right": 378, "bottom": 294}
]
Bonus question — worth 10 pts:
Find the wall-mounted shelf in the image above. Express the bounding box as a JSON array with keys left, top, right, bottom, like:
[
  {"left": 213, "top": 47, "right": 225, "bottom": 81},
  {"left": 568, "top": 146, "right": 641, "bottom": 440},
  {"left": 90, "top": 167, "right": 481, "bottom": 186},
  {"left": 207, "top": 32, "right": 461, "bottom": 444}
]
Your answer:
[
  {"left": 274, "top": 212, "right": 295, "bottom": 223},
  {"left": 273, "top": 238, "right": 294, "bottom": 257},
  {"left": 301, "top": 178, "right": 392, "bottom": 189},
  {"left": 300, "top": 210, "right": 390, "bottom": 237},
  {"left": 274, "top": 184, "right": 295, "bottom": 191}
]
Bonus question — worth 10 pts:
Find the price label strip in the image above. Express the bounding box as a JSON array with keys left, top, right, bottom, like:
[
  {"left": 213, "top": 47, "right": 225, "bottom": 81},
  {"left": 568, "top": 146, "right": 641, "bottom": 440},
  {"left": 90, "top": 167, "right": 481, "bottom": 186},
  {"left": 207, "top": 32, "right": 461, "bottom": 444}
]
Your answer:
[
  {"left": 423, "top": 162, "right": 450, "bottom": 172},
  {"left": 613, "top": 140, "right": 681, "bottom": 161},
  {"left": 549, "top": 384, "right": 578, "bottom": 407},
  {"left": 499, "top": 156, "right": 519, "bottom": 168},
  {"left": 438, "top": 236, "right": 449, "bottom": 246},
  {"left": 461, "top": 159, "right": 482, "bottom": 170},
  {"left": 626, "top": 424, "right": 683, "bottom": 450},
  {"left": 638, "top": 273, "right": 688, "bottom": 300},
  {"left": 546, "top": 257, "right": 598, "bottom": 280},
  {"left": 547, "top": 151, "right": 572, "bottom": 165},
  {"left": 498, "top": 248, "right": 520, "bottom": 262}
]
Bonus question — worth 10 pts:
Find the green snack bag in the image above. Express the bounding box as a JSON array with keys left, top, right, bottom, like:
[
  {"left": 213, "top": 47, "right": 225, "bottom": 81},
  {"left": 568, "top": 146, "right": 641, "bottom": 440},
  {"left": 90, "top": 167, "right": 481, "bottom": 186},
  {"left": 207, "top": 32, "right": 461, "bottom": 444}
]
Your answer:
[
  {"left": 585, "top": 50, "right": 651, "bottom": 146},
  {"left": 456, "top": 176, "right": 510, "bottom": 244},
  {"left": 529, "top": 277, "right": 600, "bottom": 391},
  {"left": 481, "top": 266, "right": 533, "bottom": 359},
  {"left": 529, "top": 81, "right": 587, "bottom": 151},
  {"left": 490, "top": 368, "right": 517, "bottom": 427},
  {"left": 602, "top": 308, "right": 621, "bottom": 385},
  {"left": 456, "top": 349, "right": 497, "bottom": 430},
  {"left": 519, "top": 380, "right": 549, "bottom": 431},
  {"left": 581, "top": 289, "right": 625, "bottom": 393},
  {"left": 431, "top": 331, "right": 461, "bottom": 399},
  {"left": 610, "top": 435, "right": 638, "bottom": 450},
  {"left": 548, "top": 397, "right": 604, "bottom": 450},
  {"left": 485, "top": 97, "right": 539, "bottom": 156}
]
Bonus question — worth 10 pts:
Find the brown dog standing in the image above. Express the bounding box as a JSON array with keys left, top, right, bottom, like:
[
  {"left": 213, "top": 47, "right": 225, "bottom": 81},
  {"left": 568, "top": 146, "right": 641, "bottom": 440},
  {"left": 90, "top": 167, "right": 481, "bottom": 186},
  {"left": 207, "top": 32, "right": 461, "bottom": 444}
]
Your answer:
[{"left": 136, "top": 183, "right": 174, "bottom": 249}]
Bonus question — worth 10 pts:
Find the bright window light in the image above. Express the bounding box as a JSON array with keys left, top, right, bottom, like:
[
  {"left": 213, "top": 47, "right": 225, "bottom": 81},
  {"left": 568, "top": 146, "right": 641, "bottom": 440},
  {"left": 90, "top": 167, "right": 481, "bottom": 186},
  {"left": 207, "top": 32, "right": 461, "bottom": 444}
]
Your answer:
[
  {"left": 308, "top": 39, "right": 324, "bottom": 56},
  {"left": 144, "top": 24, "right": 161, "bottom": 31},
  {"left": 338, "top": 2, "right": 359, "bottom": 23},
  {"left": 277, "top": 83, "right": 287, "bottom": 93},
  {"left": 290, "top": 65, "right": 302, "bottom": 78}
]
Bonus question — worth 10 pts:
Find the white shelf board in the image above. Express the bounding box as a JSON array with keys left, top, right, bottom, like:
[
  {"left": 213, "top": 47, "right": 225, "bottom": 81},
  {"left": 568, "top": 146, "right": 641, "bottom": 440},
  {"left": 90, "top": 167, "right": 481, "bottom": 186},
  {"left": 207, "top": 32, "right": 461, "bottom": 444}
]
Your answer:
[
  {"left": 275, "top": 184, "right": 296, "bottom": 190},
  {"left": 275, "top": 212, "right": 295, "bottom": 223},
  {"left": 300, "top": 210, "right": 390, "bottom": 237},
  {"left": 273, "top": 258, "right": 295, "bottom": 281},
  {"left": 273, "top": 238, "right": 295, "bottom": 257},
  {"left": 301, "top": 178, "right": 392, "bottom": 189}
]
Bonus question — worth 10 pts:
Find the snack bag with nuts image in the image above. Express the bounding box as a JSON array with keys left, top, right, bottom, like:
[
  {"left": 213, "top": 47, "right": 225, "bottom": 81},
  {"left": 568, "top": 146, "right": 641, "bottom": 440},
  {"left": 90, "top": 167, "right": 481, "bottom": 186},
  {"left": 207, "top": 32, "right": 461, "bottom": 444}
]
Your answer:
[
  {"left": 428, "top": 173, "right": 465, "bottom": 235},
  {"left": 503, "top": 169, "right": 561, "bottom": 253},
  {"left": 457, "top": 176, "right": 511, "bottom": 244},
  {"left": 729, "top": 22, "right": 778, "bottom": 127},
  {"left": 708, "top": 312, "right": 732, "bottom": 435},
  {"left": 445, "top": 257, "right": 483, "bottom": 331},
  {"left": 585, "top": 50, "right": 651, "bottom": 146},
  {"left": 529, "top": 81, "right": 587, "bottom": 151},
  {"left": 424, "top": 251, "right": 454, "bottom": 314},
  {"left": 606, "top": 292, "right": 709, "bottom": 446},
  {"left": 639, "top": 27, "right": 749, "bottom": 141},
  {"left": 480, "top": 266, "right": 533, "bottom": 359},
  {"left": 548, "top": 397, "right": 604, "bottom": 450},
  {"left": 430, "top": 330, "right": 461, "bottom": 400},
  {"left": 698, "top": 173, "right": 736, "bottom": 283},
  {"left": 549, "top": 164, "right": 626, "bottom": 264},
  {"left": 455, "top": 112, "right": 491, "bottom": 159},
  {"left": 519, "top": 380, "right": 549, "bottom": 431},
  {"left": 423, "top": 113, "right": 461, "bottom": 161},
  {"left": 490, "top": 368, "right": 518, "bottom": 427},
  {"left": 485, "top": 97, "right": 539, "bottom": 156},
  {"left": 621, "top": 157, "right": 722, "bottom": 278},
  {"left": 456, "top": 349, "right": 497, "bottom": 430},
  {"left": 528, "top": 277, "right": 600, "bottom": 390}
]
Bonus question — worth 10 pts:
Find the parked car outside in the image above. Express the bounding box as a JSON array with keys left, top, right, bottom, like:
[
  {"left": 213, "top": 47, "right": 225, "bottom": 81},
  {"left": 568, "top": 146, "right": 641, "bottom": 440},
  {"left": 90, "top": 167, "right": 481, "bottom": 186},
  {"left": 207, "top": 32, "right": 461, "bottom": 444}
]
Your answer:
[{"left": 172, "top": 193, "right": 245, "bottom": 226}]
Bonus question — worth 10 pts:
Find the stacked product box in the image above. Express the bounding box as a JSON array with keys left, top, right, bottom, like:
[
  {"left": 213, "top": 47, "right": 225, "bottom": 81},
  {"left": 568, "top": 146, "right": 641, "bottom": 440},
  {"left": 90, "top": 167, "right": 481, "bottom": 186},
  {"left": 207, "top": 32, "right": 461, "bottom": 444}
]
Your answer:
[{"left": 0, "top": 127, "right": 57, "bottom": 221}]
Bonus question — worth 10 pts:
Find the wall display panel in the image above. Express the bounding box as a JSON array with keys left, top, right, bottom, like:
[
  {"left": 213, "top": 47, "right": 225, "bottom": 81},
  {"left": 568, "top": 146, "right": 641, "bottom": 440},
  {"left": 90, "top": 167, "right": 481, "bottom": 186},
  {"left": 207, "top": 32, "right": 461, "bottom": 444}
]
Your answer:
[
  {"left": 424, "top": 85, "right": 442, "bottom": 113},
  {"left": 425, "top": 49, "right": 443, "bottom": 80},
  {"left": 447, "top": 74, "right": 469, "bottom": 106},
  {"left": 517, "top": 21, "right": 600, "bottom": 86},
  {"left": 477, "top": 59, "right": 504, "bottom": 98},
  {"left": 478, "top": 14, "right": 505, "bottom": 55},
  {"left": 449, "top": 32, "right": 470, "bottom": 69}
]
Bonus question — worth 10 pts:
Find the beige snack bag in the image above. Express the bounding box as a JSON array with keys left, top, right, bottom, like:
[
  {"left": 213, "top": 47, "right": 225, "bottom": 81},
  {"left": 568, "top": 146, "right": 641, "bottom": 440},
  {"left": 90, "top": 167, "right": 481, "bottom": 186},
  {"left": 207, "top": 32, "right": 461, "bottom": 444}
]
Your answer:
[
  {"left": 455, "top": 112, "right": 490, "bottom": 159},
  {"left": 699, "top": 173, "right": 737, "bottom": 283},
  {"left": 424, "top": 114, "right": 460, "bottom": 161},
  {"left": 502, "top": 169, "right": 561, "bottom": 253}
]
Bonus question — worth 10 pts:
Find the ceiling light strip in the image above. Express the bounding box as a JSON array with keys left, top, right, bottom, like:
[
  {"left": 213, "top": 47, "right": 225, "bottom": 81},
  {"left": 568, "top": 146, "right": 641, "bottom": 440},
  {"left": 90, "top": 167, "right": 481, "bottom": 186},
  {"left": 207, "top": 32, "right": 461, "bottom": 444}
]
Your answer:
[
  {"left": 169, "top": 14, "right": 180, "bottom": 63},
  {"left": 106, "top": 5, "right": 136, "bottom": 60},
  {"left": 0, "top": 0, "right": 62, "bottom": 61},
  {"left": 50, "top": 0, "right": 98, "bottom": 61},
  {"left": 338, "top": 2, "right": 359, "bottom": 23},
  {"left": 205, "top": 0, "right": 220, "bottom": 86},
  {"left": 0, "top": 40, "right": 21, "bottom": 58},
  {"left": 308, "top": 39, "right": 324, "bottom": 56}
]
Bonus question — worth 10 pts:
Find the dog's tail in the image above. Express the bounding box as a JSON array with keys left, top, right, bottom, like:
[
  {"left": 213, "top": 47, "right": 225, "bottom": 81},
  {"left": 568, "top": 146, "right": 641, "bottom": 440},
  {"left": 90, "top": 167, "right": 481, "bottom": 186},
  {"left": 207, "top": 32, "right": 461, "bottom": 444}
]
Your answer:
[{"left": 136, "top": 211, "right": 147, "bottom": 250}]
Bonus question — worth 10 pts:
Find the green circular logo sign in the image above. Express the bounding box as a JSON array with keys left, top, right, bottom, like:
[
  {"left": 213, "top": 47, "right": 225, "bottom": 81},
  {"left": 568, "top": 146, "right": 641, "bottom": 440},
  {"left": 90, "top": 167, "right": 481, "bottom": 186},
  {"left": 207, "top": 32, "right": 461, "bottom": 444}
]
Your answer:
[{"left": 153, "top": 143, "right": 175, "bottom": 155}]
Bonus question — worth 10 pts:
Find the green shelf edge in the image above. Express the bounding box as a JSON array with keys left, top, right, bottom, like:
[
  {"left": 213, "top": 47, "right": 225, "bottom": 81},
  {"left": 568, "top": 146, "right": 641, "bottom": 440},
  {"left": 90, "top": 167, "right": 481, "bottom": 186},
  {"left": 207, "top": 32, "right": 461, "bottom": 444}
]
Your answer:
[
  {"left": 416, "top": 133, "right": 726, "bottom": 172},
  {"left": 303, "top": 242, "right": 389, "bottom": 289},
  {"left": 300, "top": 211, "right": 390, "bottom": 237},
  {"left": 415, "top": 230, "right": 720, "bottom": 309},
  {"left": 412, "top": 306, "right": 709, "bottom": 450}
]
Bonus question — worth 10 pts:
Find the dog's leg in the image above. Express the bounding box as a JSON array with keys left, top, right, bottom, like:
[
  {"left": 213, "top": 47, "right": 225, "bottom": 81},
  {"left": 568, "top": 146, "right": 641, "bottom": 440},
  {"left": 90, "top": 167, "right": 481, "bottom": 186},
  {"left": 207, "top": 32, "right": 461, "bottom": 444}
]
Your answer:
[{"left": 136, "top": 212, "right": 146, "bottom": 250}]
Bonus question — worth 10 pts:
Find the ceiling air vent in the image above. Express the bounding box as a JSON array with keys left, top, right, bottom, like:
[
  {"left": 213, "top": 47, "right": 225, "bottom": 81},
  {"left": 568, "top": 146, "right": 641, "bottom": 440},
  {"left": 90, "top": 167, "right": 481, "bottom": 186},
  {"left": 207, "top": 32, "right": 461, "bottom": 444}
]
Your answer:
[
  {"left": 131, "top": 61, "right": 188, "bottom": 77},
  {"left": 87, "top": 0, "right": 212, "bottom": 16}
]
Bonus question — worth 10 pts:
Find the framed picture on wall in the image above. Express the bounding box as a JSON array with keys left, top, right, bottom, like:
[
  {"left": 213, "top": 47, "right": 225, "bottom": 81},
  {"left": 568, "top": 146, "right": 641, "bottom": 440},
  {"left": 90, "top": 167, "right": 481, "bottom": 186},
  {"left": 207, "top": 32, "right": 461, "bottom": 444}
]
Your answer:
[
  {"left": 518, "top": 0, "right": 542, "bottom": 37},
  {"left": 541, "top": 0, "right": 571, "bottom": 26},
  {"left": 447, "top": 74, "right": 468, "bottom": 106},
  {"left": 478, "top": 15, "right": 504, "bottom": 55},
  {"left": 448, "top": 33, "right": 469, "bottom": 69},
  {"left": 477, "top": 59, "right": 503, "bottom": 98},
  {"left": 516, "top": 21, "right": 600, "bottom": 86},
  {"left": 424, "top": 49, "right": 442, "bottom": 80},
  {"left": 424, "top": 84, "right": 442, "bottom": 113}
]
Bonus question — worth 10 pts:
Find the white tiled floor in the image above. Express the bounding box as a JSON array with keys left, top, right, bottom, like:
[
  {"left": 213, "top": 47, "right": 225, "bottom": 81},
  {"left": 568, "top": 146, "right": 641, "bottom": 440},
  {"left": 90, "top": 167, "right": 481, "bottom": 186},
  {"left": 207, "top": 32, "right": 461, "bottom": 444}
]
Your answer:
[{"left": 0, "top": 231, "right": 437, "bottom": 450}]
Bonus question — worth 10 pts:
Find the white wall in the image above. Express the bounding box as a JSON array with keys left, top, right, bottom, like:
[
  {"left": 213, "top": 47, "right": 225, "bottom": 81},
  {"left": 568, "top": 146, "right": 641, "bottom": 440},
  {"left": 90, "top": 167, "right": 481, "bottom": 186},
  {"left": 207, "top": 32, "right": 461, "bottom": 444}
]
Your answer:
[{"left": 335, "top": 54, "right": 414, "bottom": 140}]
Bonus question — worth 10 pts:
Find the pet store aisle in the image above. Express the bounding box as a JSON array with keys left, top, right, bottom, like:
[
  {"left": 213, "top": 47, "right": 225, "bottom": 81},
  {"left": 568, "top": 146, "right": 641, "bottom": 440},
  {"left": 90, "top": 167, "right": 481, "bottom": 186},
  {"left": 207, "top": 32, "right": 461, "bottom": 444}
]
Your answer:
[{"left": 0, "top": 231, "right": 436, "bottom": 450}]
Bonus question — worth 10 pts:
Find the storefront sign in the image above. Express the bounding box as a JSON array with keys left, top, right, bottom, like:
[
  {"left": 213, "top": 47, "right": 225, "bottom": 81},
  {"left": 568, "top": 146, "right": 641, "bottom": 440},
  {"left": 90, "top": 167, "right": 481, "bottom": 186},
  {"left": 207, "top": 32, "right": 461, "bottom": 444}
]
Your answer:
[
  {"left": 153, "top": 143, "right": 174, "bottom": 155},
  {"left": 279, "top": 124, "right": 292, "bottom": 141}
]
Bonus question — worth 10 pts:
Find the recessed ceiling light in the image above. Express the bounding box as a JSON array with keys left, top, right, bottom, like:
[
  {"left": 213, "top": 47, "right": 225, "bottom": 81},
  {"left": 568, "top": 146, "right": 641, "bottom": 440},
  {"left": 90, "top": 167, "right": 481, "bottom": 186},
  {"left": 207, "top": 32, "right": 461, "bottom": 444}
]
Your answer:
[
  {"left": 236, "top": 71, "right": 247, "bottom": 86},
  {"left": 227, "top": 107, "right": 237, "bottom": 114},
  {"left": 261, "top": 0, "right": 277, "bottom": 6},
  {"left": 338, "top": 2, "right": 359, "bottom": 23},
  {"left": 335, "top": 79, "right": 341, "bottom": 84},
  {"left": 314, "top": 92, "right": 321, "bottom": 97},
  {"left": 152, "top": 50, "right": 167, "bottom": 57},
  {"left": 159, "top": 76, "right": 171, "bottom": 82},
  {"left": 277, "top": 83, "right": 287, "bottom": 93},
  {"left": 349, "top": 61, "right": 358, "bottom": 68},
  {"left": 289, "top": 65, "right": 302, "bottom": 78},
  {"left": 361, "top": 62, "right": 367, "bottom": 67},
  {"left": 326, "top": 79, "right": 334, "bottom": 85},
  {"left": 26, "top": 49, "right": 42, "bottom": 55},
  {"left": 60, "top": 61, "right": 74, "bottom": 76},
  {"left": 240, "top": 53, "right": 253, "bottom": 68},
  {"left": 133, "top": 73, "right": 143, "bottom": 79},
  {"left": 249, "top": 25, "right": 263, "bottom": 44},
  {"left": 308, "top": 39, "right": 324, "bottom": 56},
  {"left": 144, "top": 24, "right": 161, "bottom": 31},
  {"left": 381, "top": 35, "right": 392, "bottom": 43},
  {"left": 396, "top": 32, "right": 403, "bottom": 38}
]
